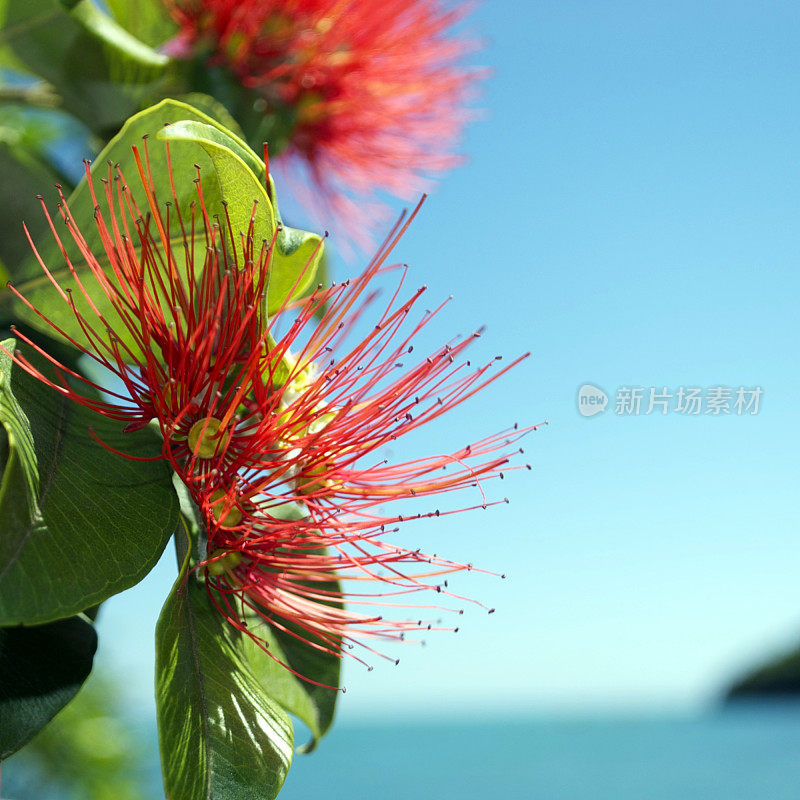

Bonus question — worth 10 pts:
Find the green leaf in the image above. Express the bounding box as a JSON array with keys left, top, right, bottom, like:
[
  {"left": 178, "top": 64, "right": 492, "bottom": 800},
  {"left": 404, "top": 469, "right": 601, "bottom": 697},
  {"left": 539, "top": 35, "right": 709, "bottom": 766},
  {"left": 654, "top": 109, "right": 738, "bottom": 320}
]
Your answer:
[
  {"left": 106, "top": 0, "right": 178, "bottom": 49},
  {"left": 0, "top": 140, "right": 65, "bottom": 290},
  {"left": 157, "top": 119, "right": 325, "bottom": 314},
  {"left": 172, "top": 475, "right": 206, "bottom": 569},
  {"left": 231, "top": 504, "right": 340, "bottom": 751},
  {"left": 157, "top": 120, "right": 277, "bottom": 261},
  {"left": 5, "top": 99, "right": 324, "bottom": 356},
  {"left": 175, "top": 93, "right": 246, "bottom": 140},
  {"left": 0, "top": 0, "right": 171, "bottom": 132},
  {"left": 170, "top": 502, "right": 340, "bottom": 754},
  {"left": 0, "top": 338, "right": 179, "bottom": 625},
  {"left": 0, "top": 612, "right": 97, "bottom": 760},
  {"left": 156, "top": 567, "right": 294, "bottom": 800},
  {"left": 68, "top": 0, "right": 169, "bottom": 70},
  {"left": 268, "top": 223, "right": 326, "bottom": 316},
  {"left": 242, "top": 611, "right": 340, "bottom": 754}
]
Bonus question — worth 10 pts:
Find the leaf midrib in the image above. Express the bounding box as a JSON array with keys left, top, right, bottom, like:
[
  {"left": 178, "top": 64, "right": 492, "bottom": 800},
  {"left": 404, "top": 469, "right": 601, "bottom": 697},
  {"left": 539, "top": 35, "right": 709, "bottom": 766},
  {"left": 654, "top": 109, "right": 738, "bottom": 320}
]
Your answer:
[{"left": 181, "top": 582, "right": 214, "bottom": 800}]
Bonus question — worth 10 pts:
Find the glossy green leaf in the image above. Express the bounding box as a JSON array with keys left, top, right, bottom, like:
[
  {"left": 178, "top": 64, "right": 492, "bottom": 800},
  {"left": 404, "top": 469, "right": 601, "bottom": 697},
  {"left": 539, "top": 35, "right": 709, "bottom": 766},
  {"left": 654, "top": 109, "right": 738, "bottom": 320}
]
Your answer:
[
  {"left": 268, "top": 223, "right": 326, "bottom": 316},
  {"left": 68, "top": 0, "right": 169, "bottom": 70},
  {"left": 0, "top": 0, "right": 171, "bottom": 132},
  {"left": 175, "top": 93, "right": 247, "bottom": 140},
  {"left": 233, "top": 504, "right": 340, "bottom": 751},
  {"left": 241, "top": 611, "right": 340, "bottom": 754},
  {"left": 157, "top": 119, "right": 325, "bottom": 314},
  {"left": 156, "top": 567, "right": 294, "bottom": 800},
  {"left": 0, "top": 612, "right": 97, "bottom": 759},
  {"left": 106, "top": 0, "right": 177, "bottom": 49},
  {"left": 172, "top": 477, "right": 206, "bottom": 570},
  {"left": 0, "top": 338, "right": 179, "bottom": 625},
  {"left": 5, "top": 99, "right": 324, "bottom": 355},
  {"left": 171, "top": 502, "right": 340, "bottom": 753},
  {"left": 157, "top": 120, "right": 277, "bottom": 260},
  {"left": 4, "top": 99, "right": 235, "bottom": 350}
]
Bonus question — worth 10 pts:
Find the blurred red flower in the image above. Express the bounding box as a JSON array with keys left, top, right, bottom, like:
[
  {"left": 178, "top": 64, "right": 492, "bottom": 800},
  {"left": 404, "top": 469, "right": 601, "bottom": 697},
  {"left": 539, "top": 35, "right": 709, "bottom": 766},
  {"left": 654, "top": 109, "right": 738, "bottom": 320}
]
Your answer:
[{"left": 164, "top": 0, "right": 483, "bottom": 247}]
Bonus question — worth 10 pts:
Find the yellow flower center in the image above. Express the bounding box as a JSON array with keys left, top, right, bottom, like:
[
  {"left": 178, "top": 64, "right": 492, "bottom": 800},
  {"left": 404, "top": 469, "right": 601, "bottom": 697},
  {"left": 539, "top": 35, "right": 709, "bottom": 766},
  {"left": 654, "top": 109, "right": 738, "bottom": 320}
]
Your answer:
[
  {"left": 206, "top": 548, "right": 243, "bottom": 577},
  {"left": 209, "top": 489, "right": 243, "bottom": 528},
  {"left": 188, "top": 417, "right": 228, "bottom": 458}
]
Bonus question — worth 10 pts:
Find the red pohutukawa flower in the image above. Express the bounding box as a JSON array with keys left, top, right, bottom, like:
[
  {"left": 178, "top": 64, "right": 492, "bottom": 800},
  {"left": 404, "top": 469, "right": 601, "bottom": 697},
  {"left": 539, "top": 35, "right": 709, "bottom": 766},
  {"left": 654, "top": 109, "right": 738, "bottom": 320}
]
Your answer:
[
  {"left": 5, "top": 145, "right": 285, "bottom": 456},
  {"left": 167, "top": 207, "right": 541, "bottom": 678},
  {"left": 163, "top": 0, "right": 481, "bottom": 246},
  {"left": 8, "top": 148, "right": 541, "bottom": 686}
]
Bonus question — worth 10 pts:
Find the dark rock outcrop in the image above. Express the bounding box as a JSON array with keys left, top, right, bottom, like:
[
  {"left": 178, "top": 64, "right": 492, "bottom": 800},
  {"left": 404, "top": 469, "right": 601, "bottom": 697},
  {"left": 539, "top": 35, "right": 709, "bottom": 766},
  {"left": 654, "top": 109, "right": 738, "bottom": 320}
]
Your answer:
[{"left": 726, "top": 646, "right": 800, "bottom": 699}]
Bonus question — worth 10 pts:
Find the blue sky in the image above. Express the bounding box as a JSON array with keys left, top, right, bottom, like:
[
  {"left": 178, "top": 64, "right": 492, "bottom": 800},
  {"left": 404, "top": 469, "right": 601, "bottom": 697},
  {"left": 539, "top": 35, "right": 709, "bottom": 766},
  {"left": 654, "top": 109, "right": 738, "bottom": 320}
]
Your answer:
[{"left": 98, "top": 0, "right": 800, "bottom": 720}]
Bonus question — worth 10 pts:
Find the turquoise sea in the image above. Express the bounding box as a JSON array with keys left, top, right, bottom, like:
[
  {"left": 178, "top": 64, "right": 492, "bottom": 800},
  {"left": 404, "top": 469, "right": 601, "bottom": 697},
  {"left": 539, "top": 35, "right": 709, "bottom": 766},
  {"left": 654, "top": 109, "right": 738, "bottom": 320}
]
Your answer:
[
  {"left": 7, "top": 705, "right": 800, "bottom": 798},
  {"left": 273, "top": 708, "right": 800, "bottom": 800},
  {"left": 156, "top": 704, "right": 800, "bottom": 799}
]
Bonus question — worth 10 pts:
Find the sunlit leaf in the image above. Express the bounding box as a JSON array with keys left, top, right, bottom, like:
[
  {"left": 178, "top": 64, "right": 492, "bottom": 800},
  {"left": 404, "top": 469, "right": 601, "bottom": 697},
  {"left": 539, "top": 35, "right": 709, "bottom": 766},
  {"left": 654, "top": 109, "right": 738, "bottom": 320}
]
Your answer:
[
  {"left": 242, "top": 609, "right": 340, "bottom": 753},
  {"left": 4, "top": 99, "right": 324, "bottom": 356},
  {"left": 157, "top": 119, "right": 324, "bottom": 313},
  {"left": 106, "top": 0, "right": 177, "bottom": 49},
  {"left": 156, "top": 566, "right": 294, "bottom": 800}
]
